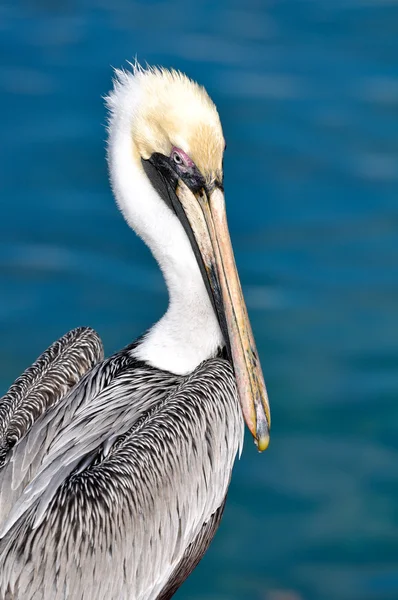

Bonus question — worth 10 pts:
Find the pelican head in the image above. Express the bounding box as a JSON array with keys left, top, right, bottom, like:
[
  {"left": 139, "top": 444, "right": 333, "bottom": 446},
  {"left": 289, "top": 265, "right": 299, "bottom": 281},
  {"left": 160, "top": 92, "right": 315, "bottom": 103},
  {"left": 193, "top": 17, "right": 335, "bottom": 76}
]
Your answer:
[{"left": 106, "top": 64, "right": 270, "bottom": 451}]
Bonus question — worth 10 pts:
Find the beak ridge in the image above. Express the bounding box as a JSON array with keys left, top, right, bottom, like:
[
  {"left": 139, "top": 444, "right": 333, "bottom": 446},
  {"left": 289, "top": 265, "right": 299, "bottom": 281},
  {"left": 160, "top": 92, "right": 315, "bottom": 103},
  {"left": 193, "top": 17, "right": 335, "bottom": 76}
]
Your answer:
[{"left": 175, "top": 181, "right": 271, "bottom": 450}]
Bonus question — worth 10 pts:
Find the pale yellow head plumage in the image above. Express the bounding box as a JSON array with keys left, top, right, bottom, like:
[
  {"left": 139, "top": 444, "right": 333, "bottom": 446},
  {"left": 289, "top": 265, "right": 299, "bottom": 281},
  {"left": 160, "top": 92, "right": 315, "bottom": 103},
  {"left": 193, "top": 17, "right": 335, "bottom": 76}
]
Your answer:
[{"left": 131, "top": 67, "right": 225, "bottom": 183}]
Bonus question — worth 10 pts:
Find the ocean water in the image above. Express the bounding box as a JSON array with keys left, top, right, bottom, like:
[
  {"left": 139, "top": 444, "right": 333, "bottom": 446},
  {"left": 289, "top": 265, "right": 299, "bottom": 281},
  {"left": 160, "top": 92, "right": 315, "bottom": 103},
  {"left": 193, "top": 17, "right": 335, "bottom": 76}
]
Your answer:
[{"left": 1, "top": 1, "right": 398, "bottom": 599}]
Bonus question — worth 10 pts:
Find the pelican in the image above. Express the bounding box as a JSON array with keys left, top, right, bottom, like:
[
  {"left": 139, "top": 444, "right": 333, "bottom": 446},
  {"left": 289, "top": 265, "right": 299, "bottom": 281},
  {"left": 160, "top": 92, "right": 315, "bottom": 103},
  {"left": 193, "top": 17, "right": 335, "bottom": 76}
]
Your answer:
[{"left": 0, "top": 64, "right": 271, "bottom": 600}]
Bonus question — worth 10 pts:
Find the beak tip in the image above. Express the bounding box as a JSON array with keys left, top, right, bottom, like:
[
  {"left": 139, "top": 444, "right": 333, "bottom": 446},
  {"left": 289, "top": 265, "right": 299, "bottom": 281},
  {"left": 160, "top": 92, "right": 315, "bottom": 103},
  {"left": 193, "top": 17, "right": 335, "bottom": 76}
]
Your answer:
[
  {"left": 253, "top": 397, "right": 270, "bottom": 452},
  {"left": 255, "top": 431, "right": 270, "bottom": 452}
]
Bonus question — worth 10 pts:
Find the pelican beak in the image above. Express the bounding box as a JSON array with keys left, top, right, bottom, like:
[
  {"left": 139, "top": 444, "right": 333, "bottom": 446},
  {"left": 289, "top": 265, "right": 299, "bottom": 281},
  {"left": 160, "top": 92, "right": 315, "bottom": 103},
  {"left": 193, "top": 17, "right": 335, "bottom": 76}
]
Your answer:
[
  {"left": 175, "top": 182, "right": 271, "bottom": 451},
  {"left": 142, "top": 154, "right": 271, "bottom": 451}
]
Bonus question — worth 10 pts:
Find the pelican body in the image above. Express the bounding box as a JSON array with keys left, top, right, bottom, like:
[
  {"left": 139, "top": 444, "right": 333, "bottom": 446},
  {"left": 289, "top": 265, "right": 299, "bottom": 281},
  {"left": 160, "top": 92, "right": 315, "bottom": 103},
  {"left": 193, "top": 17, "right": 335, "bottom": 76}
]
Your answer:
[{"left": 0, "top": 65, "right": 270, "bottom": 600}]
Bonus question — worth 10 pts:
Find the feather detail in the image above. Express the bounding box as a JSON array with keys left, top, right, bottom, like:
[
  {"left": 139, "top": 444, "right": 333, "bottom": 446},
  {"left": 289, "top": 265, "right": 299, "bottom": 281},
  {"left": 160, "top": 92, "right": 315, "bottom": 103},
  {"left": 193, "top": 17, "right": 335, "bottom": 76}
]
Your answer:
[
  {"left": 0, "top": 356, "right": 243, "bottom": 600},
  {"left": 0, "top": 327, "right": 104, "bottom": 468}
]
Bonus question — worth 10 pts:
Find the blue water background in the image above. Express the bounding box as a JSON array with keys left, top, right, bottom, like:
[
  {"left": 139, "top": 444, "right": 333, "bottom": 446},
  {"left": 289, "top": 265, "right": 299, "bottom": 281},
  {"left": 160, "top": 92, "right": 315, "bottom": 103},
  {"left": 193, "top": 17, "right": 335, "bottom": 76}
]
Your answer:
[{"left": 1, "top": 1, "right": 398, "bottom": 599}]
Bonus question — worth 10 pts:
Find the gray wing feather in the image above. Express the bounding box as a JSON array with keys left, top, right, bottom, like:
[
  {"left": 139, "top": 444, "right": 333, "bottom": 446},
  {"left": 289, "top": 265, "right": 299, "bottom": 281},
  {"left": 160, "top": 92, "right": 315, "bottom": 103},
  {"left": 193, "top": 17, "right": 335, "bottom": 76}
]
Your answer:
[
  {"left": 157, "top": 496, "right": 227, "bottom": 600},
  {"left": 0, "top": 359, "right": 243, "bottom": 600},
  {"left": 0, "top": 357, "right": 179, "bottom": 536},
  {"left": 0, "top": 327, "right": 104, "bottom": 468}
]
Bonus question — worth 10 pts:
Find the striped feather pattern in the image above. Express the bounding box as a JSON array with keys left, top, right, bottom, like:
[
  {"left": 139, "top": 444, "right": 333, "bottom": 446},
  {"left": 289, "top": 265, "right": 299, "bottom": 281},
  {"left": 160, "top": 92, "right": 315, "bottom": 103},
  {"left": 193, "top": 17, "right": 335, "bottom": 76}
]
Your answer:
[
  {"left": 0, "top": 328, "right": 104, "bottom": 468},
  {"left": 0, "top": 356, "right": 242, "bottom": 600}
]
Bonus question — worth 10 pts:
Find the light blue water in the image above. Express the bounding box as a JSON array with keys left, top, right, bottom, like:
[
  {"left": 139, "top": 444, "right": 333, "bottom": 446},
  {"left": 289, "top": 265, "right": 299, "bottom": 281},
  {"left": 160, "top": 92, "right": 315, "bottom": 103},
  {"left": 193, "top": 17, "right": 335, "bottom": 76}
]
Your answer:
[{"left": 1, "top": 1, "right": 398, "bottom": 599}]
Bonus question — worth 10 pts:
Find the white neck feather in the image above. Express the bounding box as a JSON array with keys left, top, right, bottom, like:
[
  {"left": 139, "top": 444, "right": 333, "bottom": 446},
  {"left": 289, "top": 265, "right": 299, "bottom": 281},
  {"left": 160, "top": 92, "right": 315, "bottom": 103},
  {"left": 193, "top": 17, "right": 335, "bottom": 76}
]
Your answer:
[{"left": 106, "top": 72, "right": 223, "bottom": 375}]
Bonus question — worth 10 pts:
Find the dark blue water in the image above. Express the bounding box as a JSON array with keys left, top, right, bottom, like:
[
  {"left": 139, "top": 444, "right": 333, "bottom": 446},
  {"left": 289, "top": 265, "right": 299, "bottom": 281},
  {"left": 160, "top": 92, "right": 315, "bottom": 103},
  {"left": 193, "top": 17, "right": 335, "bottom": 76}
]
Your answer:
[{"left": 1, "top": 1, "right": 398, "bottom": 599}]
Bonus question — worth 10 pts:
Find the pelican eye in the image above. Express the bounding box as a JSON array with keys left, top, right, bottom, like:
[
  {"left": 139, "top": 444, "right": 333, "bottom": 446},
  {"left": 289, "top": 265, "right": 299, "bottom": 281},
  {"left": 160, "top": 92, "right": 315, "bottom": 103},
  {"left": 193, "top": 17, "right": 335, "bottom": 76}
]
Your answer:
[
  {"left": 168, "top": 146, "right": 204, "bottom": 192},
  {"left": 172, "top": 151, "right": 183, "bottom": 165},
  {"left": 170, "top": 147, "right": 195, "bottom": 170}
]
